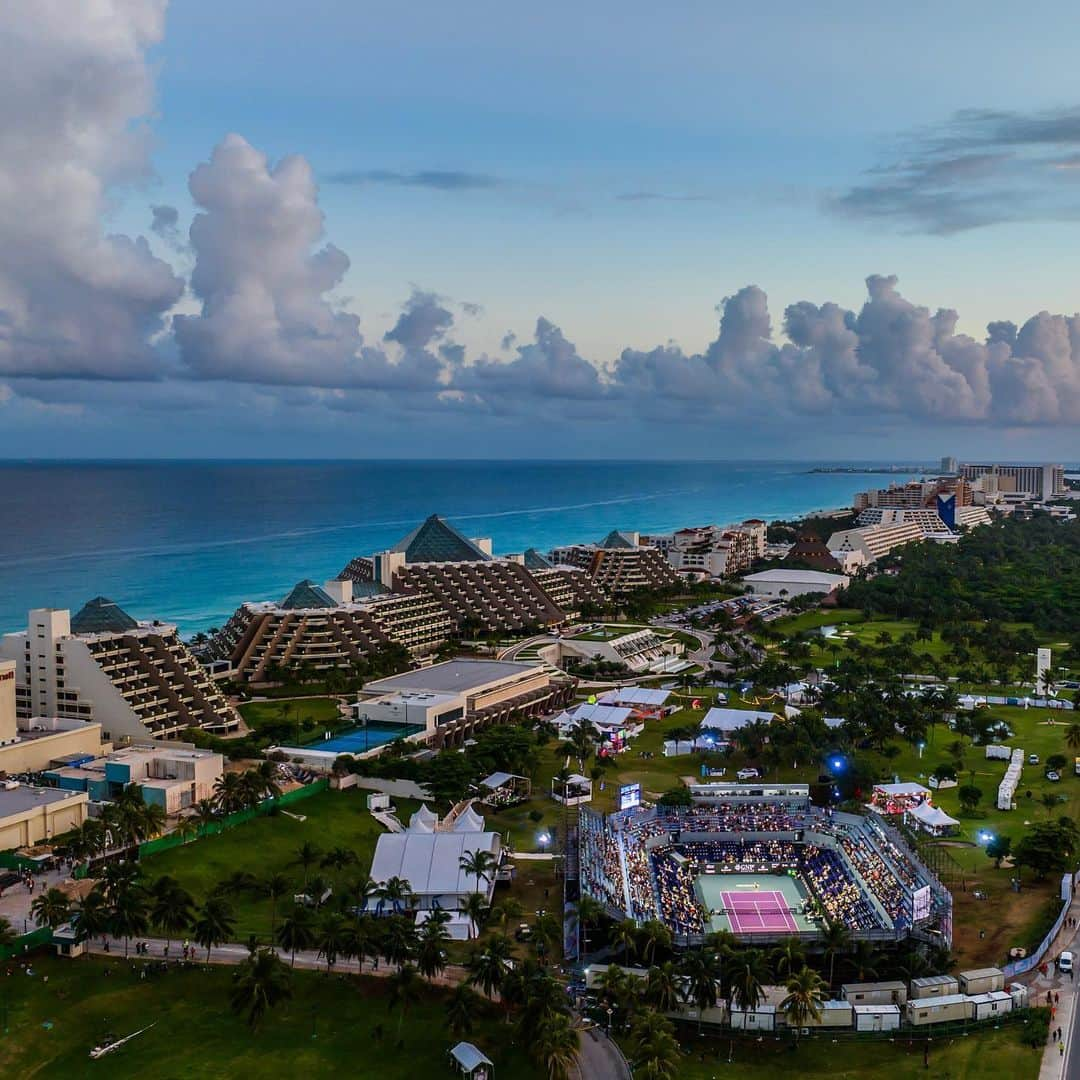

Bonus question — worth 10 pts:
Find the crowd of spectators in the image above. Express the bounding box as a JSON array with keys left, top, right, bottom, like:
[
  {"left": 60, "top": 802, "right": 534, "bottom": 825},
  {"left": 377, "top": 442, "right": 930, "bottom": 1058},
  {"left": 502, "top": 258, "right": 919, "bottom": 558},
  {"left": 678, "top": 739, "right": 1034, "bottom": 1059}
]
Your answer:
[
  {"left": 653, "top": 852, "right": 703, "bottom": 935},
  {"left": 840, "top": 835, "right": 910, "bottom": 928},
  {"left": 580, "top": 810, "right": 625, "bottom": 911},
  {"left": 621, "top": 831, "right": 659, "bottom": 920},
  {"left": 801, "top": 844, "right": 882, "bottom": 931}
]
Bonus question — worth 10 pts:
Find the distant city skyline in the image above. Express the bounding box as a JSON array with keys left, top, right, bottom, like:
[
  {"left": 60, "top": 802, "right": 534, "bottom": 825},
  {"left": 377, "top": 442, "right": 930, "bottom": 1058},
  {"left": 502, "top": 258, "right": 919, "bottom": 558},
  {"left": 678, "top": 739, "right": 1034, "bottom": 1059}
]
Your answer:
[{"left": 2, "top": 3, "right": 1080, "bottom": 459}]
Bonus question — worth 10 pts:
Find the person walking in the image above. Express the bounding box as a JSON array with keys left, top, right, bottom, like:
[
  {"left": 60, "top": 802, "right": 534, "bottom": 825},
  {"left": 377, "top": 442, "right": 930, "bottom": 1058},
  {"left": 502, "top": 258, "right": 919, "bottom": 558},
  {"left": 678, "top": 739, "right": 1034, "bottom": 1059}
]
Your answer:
[{"left": 1060, "top": 1041, "right": 1065, "bottom": 1058}]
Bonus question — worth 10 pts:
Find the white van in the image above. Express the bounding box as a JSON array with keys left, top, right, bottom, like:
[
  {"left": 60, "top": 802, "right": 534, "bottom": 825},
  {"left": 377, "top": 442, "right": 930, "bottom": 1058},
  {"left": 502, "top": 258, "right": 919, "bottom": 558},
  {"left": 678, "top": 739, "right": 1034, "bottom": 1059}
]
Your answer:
[{"left": 1059, "top": 951, "right": 1073, "bottom": 974}]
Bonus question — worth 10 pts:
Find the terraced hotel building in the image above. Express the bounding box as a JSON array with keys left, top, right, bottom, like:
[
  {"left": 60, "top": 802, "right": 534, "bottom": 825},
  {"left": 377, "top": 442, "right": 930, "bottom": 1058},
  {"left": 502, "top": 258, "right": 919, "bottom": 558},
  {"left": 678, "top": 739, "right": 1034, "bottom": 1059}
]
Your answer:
[{"left": 0, "top": 600, "right": 241, "bottom": 742}]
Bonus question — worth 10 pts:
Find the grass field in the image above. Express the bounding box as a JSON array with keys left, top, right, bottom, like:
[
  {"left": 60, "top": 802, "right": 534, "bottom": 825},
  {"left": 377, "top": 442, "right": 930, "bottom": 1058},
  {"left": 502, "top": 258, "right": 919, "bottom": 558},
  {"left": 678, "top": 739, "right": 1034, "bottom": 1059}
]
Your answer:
[
  {"left": 0, "top": 955, "right": 542, "bottom": 1079},
  {"left": 140, "top": 789, "right": 420, "bottom": 939},
  {"left": 671, "top": 1023, "right": 1042, "bottom": 1080},
  {"left": 237, "top": 697, "right": 343, "bottom": 744}
]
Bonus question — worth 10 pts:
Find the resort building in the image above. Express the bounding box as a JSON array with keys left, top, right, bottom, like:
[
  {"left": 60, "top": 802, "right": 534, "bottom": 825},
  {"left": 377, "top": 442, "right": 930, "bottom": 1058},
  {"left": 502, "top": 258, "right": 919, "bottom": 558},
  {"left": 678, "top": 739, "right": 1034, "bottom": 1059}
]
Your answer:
[
  {"left": 958, "top": 462, "right": 1065, "bottom": 500},
  {"left": 853, "top": 477, "right": 973, "bottom": 512},
  {"left": 0, "top": 783, "right": 88, "bottom": 850},
  {"left": 641, "top": 520, "right": 766, "bottom": 581},
  {"left": 340, "top": 516, "right": 593, "bottom": 636},
  {"left": 354, "top": 658, "right": 574, "bottom": 748},
  {"left": 0, "top": 602, "right": 241, "bottom": 743},
  {"left": 855, "top": 505, "right": 992, "bottom": 537},
  {"left": 556, "top": 626, "right": 688, "bottom": 674},
  {"left": 550, "top": 530, "right": 681, "bottom": 597},
  {"left": 213, "top": 578, "right": 453, "bottom": 684},
  {"left": 741, "top": 568, "right": 849, "bottom": 600},
  {"left": 44, "top": 744, "right": 223, "bottom": 815},
  {"left": 826, "top": 520, "right": 923, "bottom": 565}
]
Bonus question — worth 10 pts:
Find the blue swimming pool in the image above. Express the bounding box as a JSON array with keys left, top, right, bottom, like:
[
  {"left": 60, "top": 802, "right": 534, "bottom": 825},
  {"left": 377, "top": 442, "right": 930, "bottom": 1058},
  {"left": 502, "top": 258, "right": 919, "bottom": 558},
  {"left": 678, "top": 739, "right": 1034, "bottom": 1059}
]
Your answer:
[{"left": 307, "top": 722, "right": 423, "bottom": 755}]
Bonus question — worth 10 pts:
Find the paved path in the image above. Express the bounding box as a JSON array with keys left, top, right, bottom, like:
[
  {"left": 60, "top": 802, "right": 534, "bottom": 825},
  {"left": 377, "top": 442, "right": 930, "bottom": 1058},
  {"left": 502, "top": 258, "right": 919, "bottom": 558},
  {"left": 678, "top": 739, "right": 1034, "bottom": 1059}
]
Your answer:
[
  {"left": 85, "top": 934, "right": 470, "bottom": 987},
  {"left": 1022, "top": 895, "right": 1080, "bottom": 1080},
  {"left": 575, "top": 1025, "right": 632, "bottom": 1080}
]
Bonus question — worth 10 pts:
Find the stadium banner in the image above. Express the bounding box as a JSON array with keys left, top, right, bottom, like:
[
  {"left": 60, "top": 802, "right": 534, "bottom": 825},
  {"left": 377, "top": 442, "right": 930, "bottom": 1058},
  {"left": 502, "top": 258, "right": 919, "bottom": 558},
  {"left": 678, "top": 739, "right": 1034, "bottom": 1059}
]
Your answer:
[
  {"left": 618, "top": 783, "right": 642, "bottom": 812},
  {"left": 912, "top": 884, "right": 932, "bottom": 922}
]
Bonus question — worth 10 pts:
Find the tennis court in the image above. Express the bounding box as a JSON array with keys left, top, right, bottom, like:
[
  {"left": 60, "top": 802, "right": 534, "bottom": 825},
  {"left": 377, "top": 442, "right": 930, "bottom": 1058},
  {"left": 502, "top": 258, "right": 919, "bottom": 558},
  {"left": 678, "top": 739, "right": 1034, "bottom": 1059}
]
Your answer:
[{"left": 695, "top": 872, "right": 816, "bottom": 936}]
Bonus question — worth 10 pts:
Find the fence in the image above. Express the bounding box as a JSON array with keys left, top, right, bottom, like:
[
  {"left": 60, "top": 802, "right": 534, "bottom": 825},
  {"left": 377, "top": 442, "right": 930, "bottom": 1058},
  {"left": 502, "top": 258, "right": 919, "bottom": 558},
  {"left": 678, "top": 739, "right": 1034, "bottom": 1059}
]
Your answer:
[
  {"left": 1003, "top": 870, "right": 1078, "bottom": 979},
  {"left": 0, "top": 926, "right": 52, "bottom": 961},
  {"left": 136, "top": 780, "right": 329, "bottom": 860}
]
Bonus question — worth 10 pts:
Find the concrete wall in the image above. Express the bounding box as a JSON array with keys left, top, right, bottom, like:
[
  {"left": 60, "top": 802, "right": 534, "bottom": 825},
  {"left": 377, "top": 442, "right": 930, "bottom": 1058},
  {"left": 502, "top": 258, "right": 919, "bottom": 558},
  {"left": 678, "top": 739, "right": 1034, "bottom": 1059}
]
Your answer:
[
  {"left": 0, "top": 792, "right": 88, "bottom": 850},
  {"left": 0, "top": 722, "right": 105, "bottom": 774}
]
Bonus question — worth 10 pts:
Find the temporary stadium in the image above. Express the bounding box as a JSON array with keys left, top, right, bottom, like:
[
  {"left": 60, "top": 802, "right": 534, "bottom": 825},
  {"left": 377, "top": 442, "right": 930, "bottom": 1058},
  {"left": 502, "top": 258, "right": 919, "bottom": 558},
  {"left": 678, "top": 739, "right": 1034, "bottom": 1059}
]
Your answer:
[{"left": 579, "top": 782, "right": 952, "bottom": 947}]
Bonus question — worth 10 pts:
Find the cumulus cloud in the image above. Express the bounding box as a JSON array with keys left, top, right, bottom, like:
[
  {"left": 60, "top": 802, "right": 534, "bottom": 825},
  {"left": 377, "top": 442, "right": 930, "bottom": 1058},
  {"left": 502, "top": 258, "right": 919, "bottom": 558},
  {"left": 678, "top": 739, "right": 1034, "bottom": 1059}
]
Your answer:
[
  {"left": 611, "top": 275, "right": 1080, "bottom": 425},
  {"left": 832, "top": 105, "right": 1080, "bottom": 233},
  {"left": 173, "top": 136, "right": 448, "bottom": 391},
  {"left": 149, "top": 203, "right": 185, "bottom": 250},
  {"left": 325, "top": 169, "right": 501, "bottom": 191},
  {"left": 0, "top": 2, "right": 183, "bottom": 380}
]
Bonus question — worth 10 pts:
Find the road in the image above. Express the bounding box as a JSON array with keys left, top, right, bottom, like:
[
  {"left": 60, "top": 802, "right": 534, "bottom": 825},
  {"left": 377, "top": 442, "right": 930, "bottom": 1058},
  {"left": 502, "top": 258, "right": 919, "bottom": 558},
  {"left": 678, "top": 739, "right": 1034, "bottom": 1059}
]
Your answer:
[{"left": 575, "top": 1026, "right": 632, "bottom": 1080}]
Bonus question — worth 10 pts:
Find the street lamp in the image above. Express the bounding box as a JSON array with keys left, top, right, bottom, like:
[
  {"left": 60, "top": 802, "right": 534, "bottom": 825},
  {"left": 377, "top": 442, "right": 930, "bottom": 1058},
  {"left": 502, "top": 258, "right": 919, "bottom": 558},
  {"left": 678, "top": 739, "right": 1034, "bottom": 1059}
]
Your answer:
[
  {"left": 538, "top": 831, "right": 551, "bottom": 854},
  {"left": 918, "top": 741, "right": 926, "bottom": 759}
]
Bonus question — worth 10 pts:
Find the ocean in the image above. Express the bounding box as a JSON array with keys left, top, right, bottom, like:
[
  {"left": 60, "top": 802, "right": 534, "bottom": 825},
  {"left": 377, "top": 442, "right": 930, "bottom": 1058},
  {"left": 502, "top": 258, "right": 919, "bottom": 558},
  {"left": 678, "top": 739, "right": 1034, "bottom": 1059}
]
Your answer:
[{"left": 0, "top": 459, "right": 931, "bottom": 636}]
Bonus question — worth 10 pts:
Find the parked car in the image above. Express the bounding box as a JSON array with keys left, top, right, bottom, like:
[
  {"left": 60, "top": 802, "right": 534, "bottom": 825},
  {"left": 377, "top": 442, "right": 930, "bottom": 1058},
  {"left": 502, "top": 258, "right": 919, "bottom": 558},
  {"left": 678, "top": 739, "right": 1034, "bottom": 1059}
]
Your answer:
[
  {"left": 736, "top": 768, "right": 761, "bottom": 781},
  {"left": 1047, "top": 770, "right": 1061, "bottom": 782},
  {"left": 1029, "top": 753, "right": 1040, "bottom": 765},
  {"left": 1060, "top": 950, "right": 1074, "bottom": 974}
]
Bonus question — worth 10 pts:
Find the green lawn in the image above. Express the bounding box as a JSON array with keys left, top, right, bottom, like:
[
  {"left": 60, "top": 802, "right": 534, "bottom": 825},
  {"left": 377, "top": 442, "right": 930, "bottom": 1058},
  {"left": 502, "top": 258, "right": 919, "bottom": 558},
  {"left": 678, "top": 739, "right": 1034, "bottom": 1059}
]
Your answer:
[
  {"left": 670, "top": 1022, "right": 1042, "bottom": 1080},
  {"left": 0, "top": 955, "right": 542, "bottom": 1079},
  {"left": 770, "top": 608, "right": 865, "bottom": 635},
  {"left": 140, "top": 789, "right": 419, "bottom": 939},
  {"left": 238, "top": 697, "right": 343, "bottom": 744}
]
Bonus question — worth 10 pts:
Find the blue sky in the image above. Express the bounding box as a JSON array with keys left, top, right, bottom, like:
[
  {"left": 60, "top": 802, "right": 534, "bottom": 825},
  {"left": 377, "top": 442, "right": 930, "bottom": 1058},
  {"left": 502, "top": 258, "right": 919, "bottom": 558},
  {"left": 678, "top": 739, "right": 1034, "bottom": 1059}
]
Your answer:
[{"left": 2, "top": 1, "right": 1080, "bottom": 458}]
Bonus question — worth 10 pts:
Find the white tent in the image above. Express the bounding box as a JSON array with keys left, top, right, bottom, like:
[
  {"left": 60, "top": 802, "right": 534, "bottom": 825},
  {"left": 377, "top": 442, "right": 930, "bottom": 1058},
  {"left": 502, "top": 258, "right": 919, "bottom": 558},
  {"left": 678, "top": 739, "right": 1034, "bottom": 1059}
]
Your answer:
[
  {"left": 700, "top": 707, "right": 780, "bottom": 732},
  {"left": 907, "top": 801, "right": 959, "bottom": 834},
  {"left": 409, "top": 804, "right": 439, "bottom": 833},
  {"left": 598, "top": 687, "right": 671, "bottom": 708}
]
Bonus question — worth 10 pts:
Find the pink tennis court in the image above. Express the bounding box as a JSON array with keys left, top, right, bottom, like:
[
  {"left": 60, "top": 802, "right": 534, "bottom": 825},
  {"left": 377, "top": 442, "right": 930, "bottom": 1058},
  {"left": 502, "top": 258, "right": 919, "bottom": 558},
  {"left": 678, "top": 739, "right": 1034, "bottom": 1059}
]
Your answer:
[{"left": 720, "top": 889, "right": 799, "bottom": 933}]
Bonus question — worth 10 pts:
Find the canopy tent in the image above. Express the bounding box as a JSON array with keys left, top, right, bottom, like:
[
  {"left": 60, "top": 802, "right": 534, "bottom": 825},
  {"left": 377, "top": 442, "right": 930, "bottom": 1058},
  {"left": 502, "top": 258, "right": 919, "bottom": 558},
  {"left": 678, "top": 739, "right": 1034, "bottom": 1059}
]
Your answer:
[
  {"left": 409, "top": 804, "right": 439, "bottom": 833},
  {"left": 871, "top": 781, "right": 932, "bottom": 815},
  {"left": 700, "top": 707, "right": 781, "bottom": 732},
  {"left": 554, "top": 702, "right": 633, "bottom": 729},
  {"left": 598, "top": 687, "right": 671, "bottom": 709},
  {"left": 478, "top": 771, "right": 531, "bottom": 806},
  {"left": 907, "top": 801, "right": 959, "bottom": 834},
  {"left": 370, "top": 829, "right": 500, "bottom": 910},
  {"left": 551, "top": 772, "right": 593, "bottom": 805},
  {"left": 449, "top": 1041, "right": 494, "bottom": 1078}
]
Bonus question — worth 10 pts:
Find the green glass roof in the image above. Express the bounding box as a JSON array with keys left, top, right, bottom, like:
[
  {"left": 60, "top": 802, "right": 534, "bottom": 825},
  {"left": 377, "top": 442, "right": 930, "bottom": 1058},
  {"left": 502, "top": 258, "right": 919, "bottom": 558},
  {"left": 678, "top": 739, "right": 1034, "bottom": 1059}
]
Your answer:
[
  {"left": 600, "top": 530, "right": 635, "bottom": 549},
  {"left": 71, "top": 597, "right": 139, "bottom": 634},
  {"left": 391, "top": 515, "right": 490, "bottom": 563},
  {"left": 280, "top": 580, "right": 336, "bottom": 609},
  {"left": 523, "top": 547, "right": 553, "bottom": 570}
]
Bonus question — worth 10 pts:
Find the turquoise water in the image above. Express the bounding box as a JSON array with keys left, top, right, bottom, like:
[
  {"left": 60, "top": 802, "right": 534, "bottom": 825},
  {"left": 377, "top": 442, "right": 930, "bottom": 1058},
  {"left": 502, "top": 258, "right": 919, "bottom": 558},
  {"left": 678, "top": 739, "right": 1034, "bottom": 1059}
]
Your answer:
[
  {"left": 0, "top": 459, "right": 931, "bottom": 635},
  {"left": 303, "top": 722, "right": 421, "bottom": 755}
]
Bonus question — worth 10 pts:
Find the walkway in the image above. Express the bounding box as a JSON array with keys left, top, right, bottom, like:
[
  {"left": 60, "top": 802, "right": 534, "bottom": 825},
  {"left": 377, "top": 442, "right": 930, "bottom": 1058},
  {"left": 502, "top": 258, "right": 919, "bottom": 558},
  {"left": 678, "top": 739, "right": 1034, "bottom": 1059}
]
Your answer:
[{"left": 576, "top": 1026, "right": 632, "bottom": 1080}]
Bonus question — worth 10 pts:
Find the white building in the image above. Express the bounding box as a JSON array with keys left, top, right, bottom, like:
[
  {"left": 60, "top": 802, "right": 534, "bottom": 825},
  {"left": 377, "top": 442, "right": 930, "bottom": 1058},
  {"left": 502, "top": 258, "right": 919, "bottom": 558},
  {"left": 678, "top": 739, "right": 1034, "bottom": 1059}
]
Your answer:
[
  {"left": 368, "top": 803, "right": 501, "bottom": 913},
  {"left": 741, "top": 568, "right": 849, "bottom": 599},
  {"left": 959, "top": 462, "right": 1065, "bottom": 500},
  {"left": 827, "top": 521, "right": 923, "bottom": 565},
  {"left": 0, "top": 603, "right": 240, "bottom": 743}
]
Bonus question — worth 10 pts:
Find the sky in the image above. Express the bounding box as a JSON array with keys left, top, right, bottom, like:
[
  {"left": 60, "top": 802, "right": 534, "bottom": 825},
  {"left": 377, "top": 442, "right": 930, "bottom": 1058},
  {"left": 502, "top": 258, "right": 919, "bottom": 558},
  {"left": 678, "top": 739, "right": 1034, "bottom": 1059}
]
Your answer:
[{"left": 2, "top": 1, "right": 1080, "bottom": 460}]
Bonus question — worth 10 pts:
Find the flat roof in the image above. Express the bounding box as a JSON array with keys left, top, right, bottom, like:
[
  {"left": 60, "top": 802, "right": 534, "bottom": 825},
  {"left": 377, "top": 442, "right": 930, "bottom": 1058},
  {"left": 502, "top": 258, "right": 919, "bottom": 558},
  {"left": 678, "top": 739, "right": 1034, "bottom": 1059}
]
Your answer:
[
  {"left": 743, "top": 568, "right": 848, "bottom": 585},
  {"left": 0, "top": 785, "right": 86, "bottom": 816},
  {"left": 364, "top": 659, "right": 538, "bottom": 695}
]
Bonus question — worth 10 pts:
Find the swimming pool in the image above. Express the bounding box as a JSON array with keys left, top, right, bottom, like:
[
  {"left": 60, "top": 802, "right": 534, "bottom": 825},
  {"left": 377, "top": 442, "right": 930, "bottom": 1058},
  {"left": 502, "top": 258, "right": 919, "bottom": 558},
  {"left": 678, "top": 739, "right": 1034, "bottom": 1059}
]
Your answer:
[{"left": 295, "top": 722, "right": 423, "bottom": 755}]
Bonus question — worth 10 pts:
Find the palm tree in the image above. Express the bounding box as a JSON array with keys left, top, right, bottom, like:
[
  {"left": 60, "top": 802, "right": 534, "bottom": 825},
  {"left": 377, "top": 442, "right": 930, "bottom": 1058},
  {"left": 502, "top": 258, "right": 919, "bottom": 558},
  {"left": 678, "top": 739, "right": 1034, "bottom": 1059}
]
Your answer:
[
  {"left": 458, "top": 849, "right": 498, "bottom": 896},
  {"left": 612, "top": 918, "right": 639, "bottom": 965},
  {"left": 771, "top": 938, "right": 805, "bottom": 981},
  {"left": 321, "top": 846, "right": 358, "bottom": 875},
  {"left": 74, "top": 888, "right": 111, "bottom": 944},
  {"left": 729, "top": 948, "right": 770, "bottom": 1014},
  {"left": 382, "top": 914, "right": 418, "bottom": 969},
  {"left": 490, "top": 897, "right": 525, "bottom": 938},
  {"left": 445, "top": 983, "right": 480, "bottom": 1038},
  {"left": 531, "top": 1010, "right": 580, "bottom": 1080},
  {"left": 261, "top": 873, "right": 291, "bottom": 943},
  {"left": 110, "top": 885, "right": 150, "bottom": 957},
  {"left": 347, "top": 914, "right": 381, "bottom": 972},
  {"left": 387, "top": 962, "right": 424, "bottom": 1038},
  {"left": 644, "top": 961, "right": 681, "bottom": 1013},
  {"left": 149, "top": 876, "right": 195, "bottom": 949},
  {"left": 820, "top": 920, "right": 851, "bottom": 989},
  {"left": 847, "top": 940, "right": 881, "bottom": 982},
  {"left": 466, "top": 935, "right": 512, "bottom": 1000},
  {"left": 416, "top": 917, "right": 450, "bottom": 981},
  {"left": 292, "top": 842, "right": 323, "bottom": 890},
  {"left": 30, "top": 887, "right": 71, "bottom": 930},
  {"left": 214, "top": 772, "right": 248, "bottom": 814},
  {"left": 638, "top": 918, "right": 672, "bottom": 965},
  {"left": 0, "top": 916, "right": 15, "bottom": 950},
  {"left": 780, "top": 966, "right": 826, "bottom": 1044},
  {"left": 532, "top": 911, "right": 562, "bottom": 966},
  {"left": 677, "top": 950, "right": 721, "bottom": 1029},
  {"left": 629, "top": 1012, "right": 681, "bottom": 1080},
  {"left": 573, "top": 893, "right": 605, "bottom": 954},
  {"left": 230, "top": 947, "right": 293, "bottom": 1031},
  {"left": 276, "top": 904, "right": 317, "bottom": 967},
  {"left": 192, "top": 896, "right": 236, "bottom": 963},
  {"left": 315, "top": 911, "right": 351, "bottom": 974},
  {"left": 376, "top": 875, "right": 412, "bottom": 915},
  {"left": 458, "top": 891, "right": 489, "bottom": 936},
  {"left": 1066, "top": 723, "right": 1080, "bottom": 752}
]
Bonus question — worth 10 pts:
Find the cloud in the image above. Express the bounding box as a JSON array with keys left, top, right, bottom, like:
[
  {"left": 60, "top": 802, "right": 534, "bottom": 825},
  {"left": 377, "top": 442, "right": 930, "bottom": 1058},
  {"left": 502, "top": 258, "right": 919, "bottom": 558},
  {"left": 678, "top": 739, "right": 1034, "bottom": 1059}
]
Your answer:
[
  {"left": 149, "top": 203, "right": 186, "bottom": 251},
  {"left": 611, "top": 274, "right": 1080, "bottom": 426},
  {"left": 324, "top": 169, "right": 501, "bottom": 191},
  {"left": 832, "top": 105, "right": 1080, "bottom": 233},
  {"left": 0, "top": 2, "right": 183, "bottom": 380},
  {"left": 173, "top": 135, "right": 448, "bottom": 391}
]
